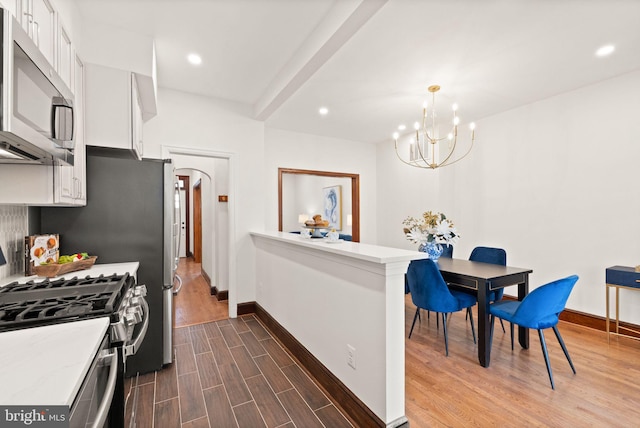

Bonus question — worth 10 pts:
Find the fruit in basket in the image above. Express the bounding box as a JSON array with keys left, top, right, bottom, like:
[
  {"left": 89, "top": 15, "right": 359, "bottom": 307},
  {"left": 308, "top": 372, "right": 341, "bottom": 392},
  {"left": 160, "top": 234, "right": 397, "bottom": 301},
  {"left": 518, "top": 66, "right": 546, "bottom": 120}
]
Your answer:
[{"left": 42, "top": 252, "right": 89, "bottom": 265}]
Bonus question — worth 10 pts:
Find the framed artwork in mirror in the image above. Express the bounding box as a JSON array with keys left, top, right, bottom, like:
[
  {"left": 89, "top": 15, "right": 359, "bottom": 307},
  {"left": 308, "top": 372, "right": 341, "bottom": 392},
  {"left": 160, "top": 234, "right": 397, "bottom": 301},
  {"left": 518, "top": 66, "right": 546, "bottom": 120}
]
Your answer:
[{"left": 323, "top": 185, "right": 342, "bottom": 230}]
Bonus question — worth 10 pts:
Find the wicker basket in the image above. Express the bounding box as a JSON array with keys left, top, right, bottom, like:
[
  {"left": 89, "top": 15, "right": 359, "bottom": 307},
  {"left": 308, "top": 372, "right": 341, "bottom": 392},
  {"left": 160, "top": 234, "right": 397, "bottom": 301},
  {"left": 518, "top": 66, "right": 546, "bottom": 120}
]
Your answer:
[{"left": 33, "top": 256, "right": 98, "bottom": 278}]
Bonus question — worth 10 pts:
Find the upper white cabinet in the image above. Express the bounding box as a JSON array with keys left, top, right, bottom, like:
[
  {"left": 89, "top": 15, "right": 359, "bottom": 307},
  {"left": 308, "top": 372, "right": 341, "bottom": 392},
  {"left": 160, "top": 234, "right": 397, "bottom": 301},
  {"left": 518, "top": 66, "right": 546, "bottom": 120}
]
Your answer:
[
  {"left": 85, "top": 64, "right": 146, "bottom": 160},
  {"left": 55, "top": 53, "right": 85, "bottom": 205},
  {"left": 20, "top": 0, "right": 57, "bottom": 68},
  {"left": 57, "top": 20, "right": 72, "bottom": 90}
]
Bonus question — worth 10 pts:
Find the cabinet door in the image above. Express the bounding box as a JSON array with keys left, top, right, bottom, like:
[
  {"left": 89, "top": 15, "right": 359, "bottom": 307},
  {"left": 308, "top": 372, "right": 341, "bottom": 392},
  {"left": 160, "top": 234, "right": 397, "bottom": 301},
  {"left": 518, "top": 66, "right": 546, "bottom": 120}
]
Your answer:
[
  {"left": 54, "top": 54, "right": 85, "bottom": 205},
  {"left": 30, "top": 0, "right": 56, "bottom": 68},
  {"left": 58, "top": 23, "right": 73, "bottom": 90},
  {"left": 73, "top": 54, "right": 86, "bottom": 204},
  {"left": 131, "top": 75, "right": 144, "bottom": 159},
  {"left": 2, "top": 0, "right": 21, "bottom": 18}
]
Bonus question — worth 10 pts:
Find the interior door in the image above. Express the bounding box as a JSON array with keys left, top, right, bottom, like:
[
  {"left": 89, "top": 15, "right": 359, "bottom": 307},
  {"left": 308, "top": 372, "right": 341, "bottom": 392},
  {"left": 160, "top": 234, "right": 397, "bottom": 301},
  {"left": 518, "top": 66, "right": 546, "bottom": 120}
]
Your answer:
[
  {"left": 193, "top": 180, "right": 202, "bottom": 263},
  {"left": 179, "top": 188, "right": 187, "bottom": 258}
]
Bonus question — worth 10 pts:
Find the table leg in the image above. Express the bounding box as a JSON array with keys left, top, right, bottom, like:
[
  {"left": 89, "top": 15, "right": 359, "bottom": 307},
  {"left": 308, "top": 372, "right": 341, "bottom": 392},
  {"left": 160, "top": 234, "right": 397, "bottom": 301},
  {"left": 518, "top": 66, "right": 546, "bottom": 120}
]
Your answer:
[
  {"left": 518, "top": 277, "right": 530, "bottom": 350},
  {"left": 615, "top": 287, "right": 620, "bottom": 335},
  {"left": 606, "top": 284, "right": 610, "bottom": 343},
  {"left": 478, "top": 279, "right": 490, "bottom": 367}
]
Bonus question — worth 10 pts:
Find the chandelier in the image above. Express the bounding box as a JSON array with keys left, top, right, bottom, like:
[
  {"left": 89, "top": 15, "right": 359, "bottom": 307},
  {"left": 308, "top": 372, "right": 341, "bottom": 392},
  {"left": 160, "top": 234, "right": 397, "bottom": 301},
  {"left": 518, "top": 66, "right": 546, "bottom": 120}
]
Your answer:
[{"left": 393, "top": 85, "right": 475, "bottom": 169}]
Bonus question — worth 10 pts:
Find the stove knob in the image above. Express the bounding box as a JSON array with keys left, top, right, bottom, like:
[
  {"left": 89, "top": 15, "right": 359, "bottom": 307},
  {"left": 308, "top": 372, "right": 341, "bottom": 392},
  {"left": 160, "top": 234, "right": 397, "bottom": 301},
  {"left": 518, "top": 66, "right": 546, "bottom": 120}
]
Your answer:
[
  {"left": 126, "top": 307, "right": 142, "bottom": 323},
  {"left": 134, "top": 285, "right": 147, "bottom": 297},
  {"left": 125, "top": 313, "right": 138, "bottom": 325}
]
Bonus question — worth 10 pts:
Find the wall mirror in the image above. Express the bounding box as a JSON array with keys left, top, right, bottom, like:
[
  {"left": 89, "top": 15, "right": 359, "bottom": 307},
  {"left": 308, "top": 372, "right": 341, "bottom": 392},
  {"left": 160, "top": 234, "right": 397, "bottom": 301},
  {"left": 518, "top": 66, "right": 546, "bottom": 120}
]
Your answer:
[{"left": 278, "top": 168, "right": 360, "bottom": 242}]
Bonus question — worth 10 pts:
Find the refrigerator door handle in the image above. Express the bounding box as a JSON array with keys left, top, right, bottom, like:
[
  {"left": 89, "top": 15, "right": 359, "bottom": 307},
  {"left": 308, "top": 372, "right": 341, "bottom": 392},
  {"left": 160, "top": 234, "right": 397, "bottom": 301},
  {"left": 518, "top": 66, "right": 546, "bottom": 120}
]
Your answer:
[{"left": 172, "top": 274, "right": 183, "bottom": 295}]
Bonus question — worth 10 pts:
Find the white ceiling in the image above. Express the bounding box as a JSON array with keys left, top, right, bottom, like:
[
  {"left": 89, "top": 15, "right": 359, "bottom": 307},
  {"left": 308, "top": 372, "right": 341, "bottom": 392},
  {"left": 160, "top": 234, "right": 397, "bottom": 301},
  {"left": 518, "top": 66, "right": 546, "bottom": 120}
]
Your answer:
[{"left": 74, "top": 0, "right": 640, "bottom": 144}]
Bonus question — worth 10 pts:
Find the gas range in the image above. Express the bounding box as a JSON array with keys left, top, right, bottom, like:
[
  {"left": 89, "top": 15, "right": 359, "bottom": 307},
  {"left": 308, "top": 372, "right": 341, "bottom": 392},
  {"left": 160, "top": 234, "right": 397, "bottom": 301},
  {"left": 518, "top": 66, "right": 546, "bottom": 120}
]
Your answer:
[{"left": 0, "top": 273, "right": 148, "bottom": 350}]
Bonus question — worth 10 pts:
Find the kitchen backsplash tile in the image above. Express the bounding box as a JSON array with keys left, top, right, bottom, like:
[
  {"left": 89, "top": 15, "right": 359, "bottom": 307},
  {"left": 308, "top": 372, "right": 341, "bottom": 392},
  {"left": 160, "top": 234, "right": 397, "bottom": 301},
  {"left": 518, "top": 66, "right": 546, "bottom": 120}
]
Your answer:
[{"left": 0, "top": 206, "right": 28, "bottom": 280}]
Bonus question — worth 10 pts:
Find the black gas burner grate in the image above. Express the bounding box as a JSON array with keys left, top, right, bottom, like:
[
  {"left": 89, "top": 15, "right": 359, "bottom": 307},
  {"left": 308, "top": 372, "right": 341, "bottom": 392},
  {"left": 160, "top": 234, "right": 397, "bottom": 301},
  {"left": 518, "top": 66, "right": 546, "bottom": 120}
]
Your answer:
[
  {"left": 0, "top": 273, "right": 133, "bottom": 330},
  {"left": 0, "top": 273, "right": 128, "bottom": 293}
]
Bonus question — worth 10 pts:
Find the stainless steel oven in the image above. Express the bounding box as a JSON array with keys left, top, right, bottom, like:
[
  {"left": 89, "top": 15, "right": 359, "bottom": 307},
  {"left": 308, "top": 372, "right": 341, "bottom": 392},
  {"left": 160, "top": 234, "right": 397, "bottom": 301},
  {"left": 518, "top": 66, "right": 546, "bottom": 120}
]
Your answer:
[
  {"left": 0, "top": 273, "right": 149, "bottom": 427},
  {"left": 69, "top": 334, "right": 118, "bottom": 428}
]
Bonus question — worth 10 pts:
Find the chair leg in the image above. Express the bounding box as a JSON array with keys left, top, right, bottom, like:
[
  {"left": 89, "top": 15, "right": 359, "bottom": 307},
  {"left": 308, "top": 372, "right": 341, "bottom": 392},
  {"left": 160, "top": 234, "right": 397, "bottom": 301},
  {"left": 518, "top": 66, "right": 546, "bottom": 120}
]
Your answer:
[
  {"left": 442, "top": 313, "right": 449, "bottom": 356},
  {"left": 409, "top": 308, "right": 420, "bottom": 339},
  {"left": 466, "top": 307, "right": 476, "bottom": 344},
  {"left": 553, "top": 326, "right": 576, "bottom": 374},
  {"left": 490, "top": 315, "right": 495, "bottom": 351},
  {"left": 538, "top": 329, "right": 555, "bottom": 390},
  {"left": 499, "top": 318, "right": 506, "bottom": 333},
  {"left": 510, "top": 322, "right": 514, "bottom": 350},
  {"left": 417, "top": 309, "right": 421, "bottom": 323}
]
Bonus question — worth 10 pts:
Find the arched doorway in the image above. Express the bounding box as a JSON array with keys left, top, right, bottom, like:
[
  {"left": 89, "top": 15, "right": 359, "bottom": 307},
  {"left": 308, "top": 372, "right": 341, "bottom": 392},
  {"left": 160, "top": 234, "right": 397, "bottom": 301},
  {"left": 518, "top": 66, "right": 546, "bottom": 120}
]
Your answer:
[{"left": 163, "top": 146, "right": 237, "bottom": 319}]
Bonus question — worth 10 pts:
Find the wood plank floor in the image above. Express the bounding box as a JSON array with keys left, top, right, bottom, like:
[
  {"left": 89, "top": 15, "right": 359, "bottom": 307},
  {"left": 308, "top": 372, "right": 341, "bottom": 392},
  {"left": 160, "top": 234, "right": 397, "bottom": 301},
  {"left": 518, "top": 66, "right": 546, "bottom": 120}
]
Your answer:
[
  {"left": 124, "top": 316, "right": 354, "bottom": 428},
  {"left": 173, "top": 258, "right": 228, "bottom": 327},
  {"left": 128, "top": 257, "right": 640, "bottom": 427},
  {"left": 403, "top": 297, "right": 640, "bottom": 427}
]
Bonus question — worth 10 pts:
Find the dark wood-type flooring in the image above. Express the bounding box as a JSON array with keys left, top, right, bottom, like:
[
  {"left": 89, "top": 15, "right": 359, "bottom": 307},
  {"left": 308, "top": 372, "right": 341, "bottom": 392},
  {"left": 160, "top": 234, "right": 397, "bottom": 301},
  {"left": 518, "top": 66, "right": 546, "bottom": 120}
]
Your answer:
[
  {"left": 125, "top": 316, "right": 353, "bottom": 428},
  {"left": 173, "top": 258, "right": 228, "bottom": 327},
  {"left": 127, "top": 257, "right": 640, "bottom": 427}
]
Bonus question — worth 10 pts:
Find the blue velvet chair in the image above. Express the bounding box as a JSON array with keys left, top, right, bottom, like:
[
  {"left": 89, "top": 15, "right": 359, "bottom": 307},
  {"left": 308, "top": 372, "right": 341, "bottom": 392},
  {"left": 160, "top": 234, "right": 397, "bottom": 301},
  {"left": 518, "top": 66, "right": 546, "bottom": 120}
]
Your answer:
[
  {"left": 489, "top": 275, "right": 579, "bottom": 389},
  {"left": 468, "top": 246, "right": 507, "bottom": 332},
  {"left": 441, "top": 244, "right": 454, "bottom": 258},
  {"left": 406, "top": 259, "right": 476, "bottom": 356},
  {"left": 404, "top": 245, "right": 452, "bottom": 295}
]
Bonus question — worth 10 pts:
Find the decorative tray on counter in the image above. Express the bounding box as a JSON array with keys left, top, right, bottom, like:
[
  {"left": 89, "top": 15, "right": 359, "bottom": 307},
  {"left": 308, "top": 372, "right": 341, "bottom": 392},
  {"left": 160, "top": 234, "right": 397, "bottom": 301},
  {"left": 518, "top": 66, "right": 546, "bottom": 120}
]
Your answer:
[{"left": 33, "top": 256, "right": 98, "bottom": 278}]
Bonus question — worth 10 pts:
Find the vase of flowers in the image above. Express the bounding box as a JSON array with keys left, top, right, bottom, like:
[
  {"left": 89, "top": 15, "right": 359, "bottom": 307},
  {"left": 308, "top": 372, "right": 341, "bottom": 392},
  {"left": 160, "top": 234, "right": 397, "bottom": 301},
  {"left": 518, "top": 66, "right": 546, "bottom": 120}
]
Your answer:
[{"left": 402, "top": 211, "right": 459, "bottom": 261}]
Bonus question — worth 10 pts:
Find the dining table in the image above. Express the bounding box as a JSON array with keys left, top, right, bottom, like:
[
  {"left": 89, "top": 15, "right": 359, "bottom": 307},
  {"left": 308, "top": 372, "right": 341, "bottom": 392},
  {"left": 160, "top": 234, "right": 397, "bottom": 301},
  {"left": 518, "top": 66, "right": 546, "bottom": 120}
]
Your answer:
[{"left": 435, "top": 257, "right": 533, "bottom": 367}]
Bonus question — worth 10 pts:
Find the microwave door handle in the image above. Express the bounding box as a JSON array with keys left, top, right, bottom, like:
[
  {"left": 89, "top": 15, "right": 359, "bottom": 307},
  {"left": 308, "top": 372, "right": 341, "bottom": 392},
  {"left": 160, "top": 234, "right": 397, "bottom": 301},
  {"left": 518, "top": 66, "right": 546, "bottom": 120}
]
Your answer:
[
  {"left": 91, "top": 350, "right": 119, "bottom": 428},
  {"left": 124, "top": 297, "right": 150, "bottom": 357}
]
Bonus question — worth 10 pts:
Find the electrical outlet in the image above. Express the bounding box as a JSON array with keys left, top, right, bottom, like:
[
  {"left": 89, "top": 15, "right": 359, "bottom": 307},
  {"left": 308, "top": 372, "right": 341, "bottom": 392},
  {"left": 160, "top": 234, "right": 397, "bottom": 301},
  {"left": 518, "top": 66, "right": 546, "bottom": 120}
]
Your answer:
[{"left": 347, "top": 344, "right": 356, "bottom": 369}]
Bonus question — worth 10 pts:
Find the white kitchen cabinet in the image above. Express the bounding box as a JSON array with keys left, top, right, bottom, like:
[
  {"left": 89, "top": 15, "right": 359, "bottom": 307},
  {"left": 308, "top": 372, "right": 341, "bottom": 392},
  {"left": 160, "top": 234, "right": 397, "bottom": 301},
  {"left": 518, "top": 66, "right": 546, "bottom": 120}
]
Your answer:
[
  {"left": 57, "top": 20, "right": 72, "bottom": 91},
  {"left": 55, "top": 53, "right": 85, "bottom": 205},
  {"left": 0, "top": 0, "right": 20, "bottom": 18},
  {"left": 19, "top": 0, "right": 57, "bottom": 68},
  {"left": 85, "top": 64, "right": 144, "bottom": 160}
]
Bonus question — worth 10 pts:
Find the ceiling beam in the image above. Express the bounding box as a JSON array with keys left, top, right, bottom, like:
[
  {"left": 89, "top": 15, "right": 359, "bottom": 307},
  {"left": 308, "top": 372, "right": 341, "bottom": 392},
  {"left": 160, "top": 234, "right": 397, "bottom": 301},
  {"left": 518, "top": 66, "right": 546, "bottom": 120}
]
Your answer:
[{"left": 253, "top": 0, "right": 387, "bottom": 121}]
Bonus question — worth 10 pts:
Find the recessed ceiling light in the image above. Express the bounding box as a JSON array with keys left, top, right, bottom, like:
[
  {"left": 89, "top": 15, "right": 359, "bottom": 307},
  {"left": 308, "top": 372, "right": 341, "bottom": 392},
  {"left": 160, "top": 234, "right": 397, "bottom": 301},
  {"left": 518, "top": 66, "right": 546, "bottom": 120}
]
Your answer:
[
  {"left": 319, "top": 107, "right": 329, "bottom": 115},
  {"left": 596, "top": 45, "right": 615, "bottom": 57},
  {"left": 398, "top": 124, "right": 406, "bottom": 131},
  {"left": 187, "top": 53, "right": 202, "bottom": 65}
]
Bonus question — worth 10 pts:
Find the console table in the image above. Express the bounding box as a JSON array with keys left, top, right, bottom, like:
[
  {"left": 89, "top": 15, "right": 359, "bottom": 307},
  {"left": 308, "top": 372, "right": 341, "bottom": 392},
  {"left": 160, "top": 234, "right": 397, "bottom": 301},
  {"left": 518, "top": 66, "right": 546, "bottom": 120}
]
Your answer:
[{"left": 605, "top": 265, "right": 640, "bottom": 342}]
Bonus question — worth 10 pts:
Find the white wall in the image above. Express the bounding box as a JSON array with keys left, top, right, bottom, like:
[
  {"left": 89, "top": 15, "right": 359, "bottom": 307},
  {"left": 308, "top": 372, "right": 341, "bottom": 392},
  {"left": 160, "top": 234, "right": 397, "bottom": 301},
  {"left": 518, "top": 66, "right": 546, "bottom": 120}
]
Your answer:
[
  {"left": 377, "top": 71, "right": 640, "bottom": 323},
  {"left": 264, "top": 128, "right": 377, "bottom": 243},
  {"left": 144, "top": 88, "right": 264, "bottom": 305},
  {"left": 214, "top": 158, "right": 230, "bottom": 292}
]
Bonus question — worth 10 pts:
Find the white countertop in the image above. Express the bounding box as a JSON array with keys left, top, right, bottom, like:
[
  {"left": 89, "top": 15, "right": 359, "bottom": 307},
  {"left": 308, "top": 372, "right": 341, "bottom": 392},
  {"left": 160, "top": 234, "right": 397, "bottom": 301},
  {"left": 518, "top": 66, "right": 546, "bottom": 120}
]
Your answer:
[
  {"left": 250, "top": 231, "right": 427, "bottom": 264},
  {"left": 0, "top": 317, "right": 110, "bottom": 406},
  {"left": 1, "top": 261, "right": 139, "bottom": 287}
]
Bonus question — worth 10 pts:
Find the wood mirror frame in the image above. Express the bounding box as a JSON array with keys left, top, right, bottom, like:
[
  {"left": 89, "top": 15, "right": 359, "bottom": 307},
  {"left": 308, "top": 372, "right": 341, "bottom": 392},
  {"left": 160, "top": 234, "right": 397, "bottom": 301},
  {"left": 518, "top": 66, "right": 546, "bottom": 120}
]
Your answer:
[{"left": 278, "top": 168, "right": 360, "bottom": 242}]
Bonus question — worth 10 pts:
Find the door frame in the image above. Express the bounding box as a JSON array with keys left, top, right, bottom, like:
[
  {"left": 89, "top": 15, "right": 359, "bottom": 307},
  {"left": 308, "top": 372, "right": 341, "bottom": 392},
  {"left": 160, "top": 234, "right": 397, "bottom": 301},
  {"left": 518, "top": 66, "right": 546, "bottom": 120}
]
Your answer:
[
  {"left": 193, "top": 179, "right": 202, "bottom": 263},
  {"left": 177, "top": 175, "right": 191, "bottom": 258},
  {"left": 162, "top": 145, "right": 237, "bottom": 318}
]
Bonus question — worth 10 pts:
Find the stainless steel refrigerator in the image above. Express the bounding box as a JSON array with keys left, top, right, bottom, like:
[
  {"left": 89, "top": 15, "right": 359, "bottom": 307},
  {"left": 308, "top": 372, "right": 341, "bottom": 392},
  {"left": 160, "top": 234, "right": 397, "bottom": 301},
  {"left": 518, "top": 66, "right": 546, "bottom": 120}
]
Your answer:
[{"left": 39, "top": 147, "right": 180, "bottom": 376}]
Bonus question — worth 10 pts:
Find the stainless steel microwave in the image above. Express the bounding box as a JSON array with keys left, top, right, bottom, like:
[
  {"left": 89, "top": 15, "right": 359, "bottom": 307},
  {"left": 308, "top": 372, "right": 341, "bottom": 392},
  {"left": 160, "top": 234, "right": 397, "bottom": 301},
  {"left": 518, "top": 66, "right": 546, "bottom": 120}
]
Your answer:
[{"left": 0, "top": 8, "right": 74, "bottom": 165}]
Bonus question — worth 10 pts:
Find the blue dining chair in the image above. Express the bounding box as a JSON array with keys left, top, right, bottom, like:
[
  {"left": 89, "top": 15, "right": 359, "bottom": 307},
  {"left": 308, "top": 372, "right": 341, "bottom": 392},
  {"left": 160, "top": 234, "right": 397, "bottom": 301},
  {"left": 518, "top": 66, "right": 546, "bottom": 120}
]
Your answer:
[
  {"left": 468, "top": 246, "right": 507, "bottom": 332},
  {"left": 489, "top": 275, "right": 579, "bottom": 389},
  {"left": 406, "top": 259, "right": 476, "bottom": 356}
]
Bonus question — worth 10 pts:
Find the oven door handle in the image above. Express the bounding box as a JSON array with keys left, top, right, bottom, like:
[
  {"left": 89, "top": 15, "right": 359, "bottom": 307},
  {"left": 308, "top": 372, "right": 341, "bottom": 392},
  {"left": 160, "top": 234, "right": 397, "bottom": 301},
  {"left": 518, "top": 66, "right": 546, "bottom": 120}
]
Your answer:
[
  {"left": 92, "top": 350, "right": 119, "bottom": 428},
  {"left": 125, "top": 297, "right": 150, "bottom": 357}
]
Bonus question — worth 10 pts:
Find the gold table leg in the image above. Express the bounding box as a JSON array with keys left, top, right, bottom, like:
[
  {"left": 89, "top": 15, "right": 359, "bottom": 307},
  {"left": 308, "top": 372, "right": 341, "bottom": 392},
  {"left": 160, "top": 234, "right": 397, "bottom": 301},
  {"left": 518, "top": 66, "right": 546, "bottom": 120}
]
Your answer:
[{"left": 606, "top": 284, "right": 610, "bottom": 343}]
